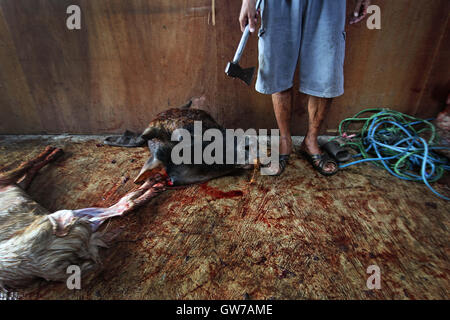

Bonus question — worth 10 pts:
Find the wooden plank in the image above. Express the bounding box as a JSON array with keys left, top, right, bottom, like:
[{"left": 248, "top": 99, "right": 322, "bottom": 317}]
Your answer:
[
  {"left": 0, "top": 0, "right": 448, "bottom": 134},
  {"left": 415, "top": 14, "right": 450, "bottom": 119},
  {"left": 0, "top": 5, "right": 41, "bottom": 133}
]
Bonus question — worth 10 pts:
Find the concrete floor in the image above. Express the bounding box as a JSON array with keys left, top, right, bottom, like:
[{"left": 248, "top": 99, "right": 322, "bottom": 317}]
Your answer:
[{"left": 0, "top": 135, "right": 449, "bottom": 300}]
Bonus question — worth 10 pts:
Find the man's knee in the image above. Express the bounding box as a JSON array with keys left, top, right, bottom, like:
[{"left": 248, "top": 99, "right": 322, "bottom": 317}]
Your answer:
[
  {"left": 272, "top": 87, "right": 292, "bottom": 97},
  {"left": 307, "top": 95, "right": 333, "bottom": 105}
]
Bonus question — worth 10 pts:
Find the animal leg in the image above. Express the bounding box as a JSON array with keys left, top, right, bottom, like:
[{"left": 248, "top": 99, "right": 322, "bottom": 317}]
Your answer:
[
  {"left": 17, "top": 148, "right": 63, "bottom": 190},
  {"left": 0, "top": 146, "right": 57, "bottom": 187},
  {"left": 71, "top": 174, "right": 169, "bottom": 231}
]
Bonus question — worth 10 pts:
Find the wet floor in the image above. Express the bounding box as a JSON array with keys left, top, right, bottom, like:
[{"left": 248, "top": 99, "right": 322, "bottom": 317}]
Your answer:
[{"left": 0, "top": 136, "right": 449, "bottom": 300}]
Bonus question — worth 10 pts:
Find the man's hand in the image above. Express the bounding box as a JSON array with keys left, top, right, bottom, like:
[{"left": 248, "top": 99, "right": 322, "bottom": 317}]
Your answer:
[
  {"left": 349, "top": 0, "right": 371, "bottom": 24},
  {"left": 239, "top": 0, "right": 258, "bottom": 33}
]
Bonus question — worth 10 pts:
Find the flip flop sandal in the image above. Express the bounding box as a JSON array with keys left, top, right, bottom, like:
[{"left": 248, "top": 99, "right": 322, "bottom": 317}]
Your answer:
[
  {"left": 261, "top": 154, "right": 290, "bottom": 176},
  {"left": 104, "top": 130, "right": 146, "bottom": 147},
  {"left": 272, "top": 154, "right": 290, "bottom": 176},
  {"left": 321, "top": 140, "right": 351, "bottom": 162},
  {"left": 300, "top": 150, "right": 338, "bottom": 176}
]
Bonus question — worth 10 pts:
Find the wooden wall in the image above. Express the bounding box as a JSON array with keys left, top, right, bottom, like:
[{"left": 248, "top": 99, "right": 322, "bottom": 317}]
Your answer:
[{"left": 0, "top": 0, "right": 449, "bottom": 135}]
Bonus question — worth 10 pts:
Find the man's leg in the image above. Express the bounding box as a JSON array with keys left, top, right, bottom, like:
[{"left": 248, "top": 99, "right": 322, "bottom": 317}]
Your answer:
[
  {"left": 303, "top": 95, "right": 336, "bottom": 173},
  {"left": 272, "top": 88, "right": 293, "bottom": 155}
]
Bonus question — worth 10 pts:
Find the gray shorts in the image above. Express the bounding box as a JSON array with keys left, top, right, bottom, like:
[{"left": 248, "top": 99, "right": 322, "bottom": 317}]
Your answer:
[{"left": 256, "top": 0, "right": 347, "bottom": 98}]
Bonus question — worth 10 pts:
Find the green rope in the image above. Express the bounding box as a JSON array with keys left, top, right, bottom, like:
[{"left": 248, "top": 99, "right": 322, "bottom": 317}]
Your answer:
[{"left": 335, "top": 108, "right": 449, "bottom": 200}]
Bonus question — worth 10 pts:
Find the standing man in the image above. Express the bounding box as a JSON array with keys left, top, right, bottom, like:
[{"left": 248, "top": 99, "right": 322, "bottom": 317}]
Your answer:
[{"left": 239, "top": 0, "right": 371, "bottom": 176}]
